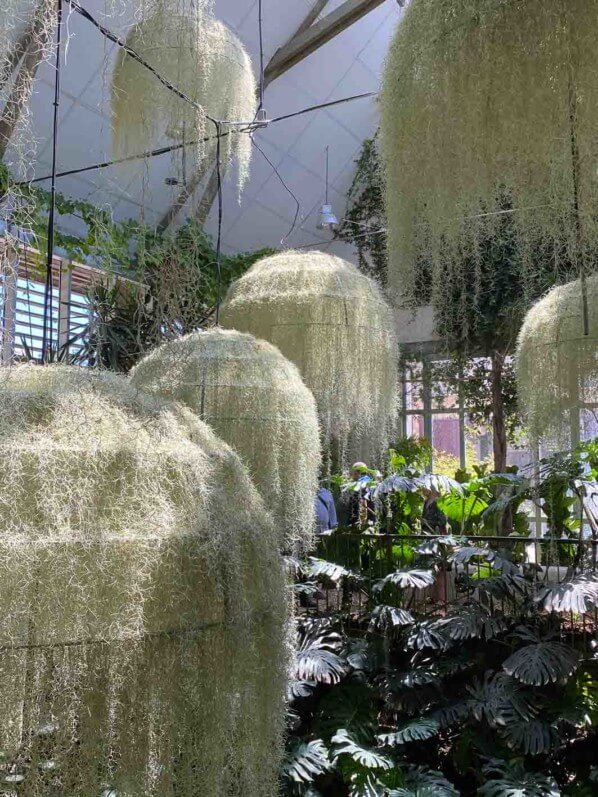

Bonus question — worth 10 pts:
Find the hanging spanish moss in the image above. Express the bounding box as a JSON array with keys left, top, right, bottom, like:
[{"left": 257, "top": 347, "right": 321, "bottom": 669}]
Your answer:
[
  {"left": 111, "top": 1, "right": 256, "bottom": 190},
  {"left": 220, "top": 250, "right": 398, "bottom": 468},
  {"left": 130, "top": 329, "right": 321, "bottom": 553},
  {"left": 380, "top": 0, "right": 598, "bottom": 311},
  {"left": 516, "top": 275, "right": 598, "bottom": 445},
  {"left": 0, "top": 365, "right": 286, "bottom": 796}
]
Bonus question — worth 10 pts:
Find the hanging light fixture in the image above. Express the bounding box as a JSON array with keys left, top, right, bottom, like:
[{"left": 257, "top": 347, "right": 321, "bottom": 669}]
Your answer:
[{"left": 317, "top": 146, "right": 339, "bottom": 231}]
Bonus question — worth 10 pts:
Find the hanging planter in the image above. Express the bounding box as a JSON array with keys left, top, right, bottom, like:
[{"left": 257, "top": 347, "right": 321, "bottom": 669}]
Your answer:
[
  {"left": 380, "top": 0, "right": 598, "bottom": 305},
  {"left": 131, "top": 328, "right": 321, "bottom": 552},
  {"left": 220, "top": 250, "right": 398, "bottom": 467},
  {"left": 111, "top": 2, "right": 256, "bottom": 188},
  {"left": 0, "top": 365, "right": 286, "bottom": 796},
  {"left": 516, "top": 275, "right": 598, "bottom": 444}
]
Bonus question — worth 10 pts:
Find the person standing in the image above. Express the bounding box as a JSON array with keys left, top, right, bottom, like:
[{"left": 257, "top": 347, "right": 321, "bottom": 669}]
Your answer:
[{"left": 315, "top": 484, "right": 338, "bottom": 534}]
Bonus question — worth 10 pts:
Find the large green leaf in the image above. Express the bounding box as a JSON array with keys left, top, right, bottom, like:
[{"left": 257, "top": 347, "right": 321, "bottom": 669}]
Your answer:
[
  {"left": 282, "top": 739, "right": 331, "bottom": 784},
  {"left": 295, "top": 650, "right": 348, "bottom": 684},
  {"left": 432, "top": 606, "right": 508, "bottom": 641},
  {"left": 294, "top": 620, "right": 348, "bottom": 685},
  {"left": 314, "top": 681, "right": 378, "bottom": 744},
  {"left": 405, "top": 621, "right": 449, "bottom": 651},
  {"left": 501, "top": 718, "right": 560, "bottom": 755},
  {"left": 438, "top": 492, "right": 488, "bottom": 524},
  {"left": 474, "top": 573, "right": 531, "bottom": 602},
  {"left": 306, "top": 557, "right": 359, "bottom": 584},
  {"left": 348, "top": 773, "right": 389, "bottom": 797},
  {"left": 466, "top": 672, "right": 538, "bottom": 726},
  {"left": 431, "top": 701, "right": 470, "bottom": 728},
  {"left": 373, "top": 569, "right": 435, "bottom": 592},
  {"left": 478, "top": 759, "right": 560, "bottom": 796},
  {"left": 451, "top": 545, "right": 495, "bottom": 566},
  {"left": 536, "top": 575, "right": 598, "bottom": 614},
  {"left": 378, "top": 718, "right": 439, "bottom": 746},
  {"left": 331, "top": 729, "right": 393, "bottom": 771},
  {"left": 288, "top": 680, "right": 317, "bottom": 701},
  {"left": 388, "top": 767, "right": 459, "bottom": 796},
  {"left": 503, "top": 642, "right": 580, "bottom": 686},
  {"left": 369, "top": 605, "right": 415, "bottom": 632}
]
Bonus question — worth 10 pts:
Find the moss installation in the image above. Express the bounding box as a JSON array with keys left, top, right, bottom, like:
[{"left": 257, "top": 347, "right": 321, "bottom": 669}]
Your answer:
[
  {"left": 111, "top": 1, "right": 256, "bottom": 189},
  {"left": 0, "top": 365, "right": 286, "bottom": 796},
  {"left": 516, "top": 276, "right": 598, "bottom": 444},
  {"left": 220, "top": 250, "right": 398, "bottom": 468},
  {"left": 131, "top": 328, "right": 321, "bottom": 553}
]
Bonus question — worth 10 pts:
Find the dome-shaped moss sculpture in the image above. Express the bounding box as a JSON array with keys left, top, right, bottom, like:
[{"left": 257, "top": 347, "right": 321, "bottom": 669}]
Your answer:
[
  {"left": 380, "top": 0, "right": 598, "bottom": 304},
  {"left": 516, "top": 276, "right": 598, "bottom": 443},
  {"left": 220, "top": 250, "right": 398, "bottom": 466},
  {"left": 0, "top": 365, "right": 285, "bottom": 796},
  {"left": 111, "top": 4, "right": 256, "bottom": 188},
  {"left": 130, "top": 329, "right": 321, "bottom": 552}
]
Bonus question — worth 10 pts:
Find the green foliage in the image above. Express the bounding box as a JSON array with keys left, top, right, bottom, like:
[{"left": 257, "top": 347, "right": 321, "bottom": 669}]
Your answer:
[
  {"left": 2, "top": 171, "right": 274, "bottom": 371},
  {"left": 284, "top": 440, "right": 598, "bottom": 796},
  {"left": 339, "top": 136, "right": 387, "bottom": 284}
]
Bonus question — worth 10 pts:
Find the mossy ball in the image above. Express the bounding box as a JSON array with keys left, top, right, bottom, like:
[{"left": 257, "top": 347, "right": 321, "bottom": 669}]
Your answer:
[
  {"left": 516, "top": 275, "right": 598, "bottom": 445},
  {"left": 220, "top": 250, "right": 398, "bottom": 467},
  {"left": 131, "top": 329, "right": 321, "bottom": 553},
  {"left": 0, "top": 365, "right": 286, "bottom": 796}
]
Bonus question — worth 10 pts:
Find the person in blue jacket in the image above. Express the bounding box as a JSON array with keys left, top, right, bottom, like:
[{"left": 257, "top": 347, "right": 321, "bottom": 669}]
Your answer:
[{"left": 315, "top": 483, "right": 338, "bottom": 535}]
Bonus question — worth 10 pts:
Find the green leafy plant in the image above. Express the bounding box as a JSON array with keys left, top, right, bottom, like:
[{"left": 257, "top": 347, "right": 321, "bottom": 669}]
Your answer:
[{"left": 283, "top": 443, "right": 598, "bottom": 796}]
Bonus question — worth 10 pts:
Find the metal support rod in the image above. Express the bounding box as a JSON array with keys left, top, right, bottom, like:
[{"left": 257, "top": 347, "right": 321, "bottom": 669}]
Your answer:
[
  {"left": 214, "top": 120, "right": 223, "bottom": 326},
  {"left": 41, "top": 0, "right": 63, "bottom": 361}
]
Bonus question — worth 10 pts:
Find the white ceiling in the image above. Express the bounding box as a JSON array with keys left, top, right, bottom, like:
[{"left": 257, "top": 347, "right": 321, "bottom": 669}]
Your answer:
[{"left": 8, "top": 0, "right": 403, "bottom": 257}]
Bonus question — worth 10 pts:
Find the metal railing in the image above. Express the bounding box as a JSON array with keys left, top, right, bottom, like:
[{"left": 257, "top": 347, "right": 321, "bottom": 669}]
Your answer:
[{"left": 300, "top": 532, "right": 598, "bottom": 629}]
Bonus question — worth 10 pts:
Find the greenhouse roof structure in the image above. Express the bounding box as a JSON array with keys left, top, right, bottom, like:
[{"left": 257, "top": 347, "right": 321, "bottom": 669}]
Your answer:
[{"left": 10, "top": 0, "right": 403, "bottom": 257}]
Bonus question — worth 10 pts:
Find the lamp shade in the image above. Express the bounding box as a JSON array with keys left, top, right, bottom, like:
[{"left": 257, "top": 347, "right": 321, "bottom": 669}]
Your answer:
[
  {"left": 0, "top": 365, "right": 285, "bottom": 796},
  {"left": 111, "top": 4, "right": 256, "bottom": 188},
  {"left": 516, "top": 276, "right": 598, "bottom": 444},
  {"left": 220, "top": 250, "right": 398, "bottom": 467},
  {"left": 130, "top": 329, "right": 321, "bottom": 552}
]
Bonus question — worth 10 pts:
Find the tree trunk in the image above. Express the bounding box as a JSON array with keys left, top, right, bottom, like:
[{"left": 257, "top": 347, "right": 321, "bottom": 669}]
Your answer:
[
  {"left": 491, "top": 350, "right": 513, "bottom": 534},
  {"left": 491, "top": 350, "right": 507, "bottom": 474}
]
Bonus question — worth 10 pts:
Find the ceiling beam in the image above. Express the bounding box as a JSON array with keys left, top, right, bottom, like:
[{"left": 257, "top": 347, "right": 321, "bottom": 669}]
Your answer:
[
  {"left": 264, "top": 0, "right": 386, "bottom": 87},
  {"left": 292, "top": 0, "right": 330, "bottom": 40},
  {"left": 157, "top": 157, "right": 212, "bottom": 232}
]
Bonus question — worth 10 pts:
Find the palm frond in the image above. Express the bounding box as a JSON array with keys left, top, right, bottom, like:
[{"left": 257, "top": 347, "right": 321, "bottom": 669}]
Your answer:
[
  {"left": 419, "top": 473, "right": 464, "bottom": 495},
  {"left": 374, "top": 474, "right": 422, "bottom": 498}
]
